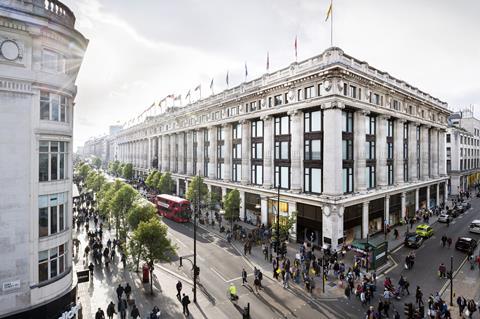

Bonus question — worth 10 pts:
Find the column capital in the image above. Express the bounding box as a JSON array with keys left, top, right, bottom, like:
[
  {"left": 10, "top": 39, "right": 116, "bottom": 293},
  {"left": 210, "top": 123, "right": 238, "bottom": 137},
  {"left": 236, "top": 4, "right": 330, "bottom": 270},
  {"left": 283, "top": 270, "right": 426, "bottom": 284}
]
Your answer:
[
  {"left": 221, "top": 122, "right": 232, "bottom": 128},
  {"left": 287, "top": 109, "right": 302, "bottom": 116},
  {"left": 377, "top": 114, "right": 390, "bottom": 121},
  {"left": 396, "top": 118, "right": 407, "bottom": 124},
  {"left": 323, "top": 100, "right": 345, "bottom": 110},
  {"left": 260, "top": 115, "right": 271, "bottom": 121}
]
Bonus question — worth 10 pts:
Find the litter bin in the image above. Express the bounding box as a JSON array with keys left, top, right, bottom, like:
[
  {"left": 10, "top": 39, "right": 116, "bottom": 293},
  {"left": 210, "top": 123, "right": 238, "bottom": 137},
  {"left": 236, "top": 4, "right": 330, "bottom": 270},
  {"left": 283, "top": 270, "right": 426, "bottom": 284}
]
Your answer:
[{"left": 142, "top": 263, "right": 149, "bottom": 283}]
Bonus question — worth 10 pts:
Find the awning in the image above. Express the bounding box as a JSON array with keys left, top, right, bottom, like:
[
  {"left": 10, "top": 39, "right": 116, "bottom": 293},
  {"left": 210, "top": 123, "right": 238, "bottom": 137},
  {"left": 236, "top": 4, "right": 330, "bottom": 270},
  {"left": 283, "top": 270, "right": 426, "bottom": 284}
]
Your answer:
[{"left": 72, "top": 183, "right": 80, "bottom": 198}]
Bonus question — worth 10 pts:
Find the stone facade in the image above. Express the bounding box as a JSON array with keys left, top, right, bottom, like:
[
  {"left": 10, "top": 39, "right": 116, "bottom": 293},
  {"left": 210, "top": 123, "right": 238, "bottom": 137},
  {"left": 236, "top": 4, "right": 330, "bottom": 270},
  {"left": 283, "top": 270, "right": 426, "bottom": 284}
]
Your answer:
[
  {"left": 0, "top": 0, "right": 87, "bottom": 317},
  {"left": 87, "top": 47, "right": 450, "bottom": 251}
]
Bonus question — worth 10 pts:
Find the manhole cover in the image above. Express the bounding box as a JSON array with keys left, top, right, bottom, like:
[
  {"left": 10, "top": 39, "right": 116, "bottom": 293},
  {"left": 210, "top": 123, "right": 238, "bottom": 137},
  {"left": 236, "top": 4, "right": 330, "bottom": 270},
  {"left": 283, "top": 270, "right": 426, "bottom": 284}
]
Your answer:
[{"left": 327, "top": 282, "right": 336, "bottom": 287}]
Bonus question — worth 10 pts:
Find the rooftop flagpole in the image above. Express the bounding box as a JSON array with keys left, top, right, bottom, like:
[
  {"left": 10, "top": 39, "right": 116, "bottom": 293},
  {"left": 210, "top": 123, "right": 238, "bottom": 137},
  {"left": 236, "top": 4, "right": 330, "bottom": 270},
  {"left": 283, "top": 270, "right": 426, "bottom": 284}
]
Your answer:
[{"left": 331, "top": 0, "right": 333, "bottom": 47}]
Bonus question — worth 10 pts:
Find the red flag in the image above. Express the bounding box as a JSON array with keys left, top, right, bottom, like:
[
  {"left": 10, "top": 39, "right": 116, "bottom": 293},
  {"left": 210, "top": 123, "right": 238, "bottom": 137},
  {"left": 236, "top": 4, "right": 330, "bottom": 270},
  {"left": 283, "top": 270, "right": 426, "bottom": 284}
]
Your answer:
[{"left": 294, "top": 36, "right": 298, "bottom": 61}]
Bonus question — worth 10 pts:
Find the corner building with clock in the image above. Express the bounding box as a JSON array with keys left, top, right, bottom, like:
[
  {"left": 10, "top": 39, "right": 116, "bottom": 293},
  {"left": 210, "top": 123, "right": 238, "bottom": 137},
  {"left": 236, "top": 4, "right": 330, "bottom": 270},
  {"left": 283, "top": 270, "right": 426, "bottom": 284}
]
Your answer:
[
  {"left": 92, "top": 47, "right": 450, "bottom": 252},
  {"left": 0, "top": 1, "right": 87, "bottom": 318}
]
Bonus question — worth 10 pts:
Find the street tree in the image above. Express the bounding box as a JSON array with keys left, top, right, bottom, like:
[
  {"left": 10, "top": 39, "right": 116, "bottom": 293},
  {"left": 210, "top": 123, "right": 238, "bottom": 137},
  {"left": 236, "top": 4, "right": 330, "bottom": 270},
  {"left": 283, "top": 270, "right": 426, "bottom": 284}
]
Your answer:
[
  {"left": 92, "top": 156, "right": 102, "bottom": 169},
  {"left": 271, "top": 211, "right": 297, "bottom": 243},
  {"left": 127, "top": 200, "right": 157, "bottom": 230},
  {"left": 223, "top": 189, "right": 240, "bottom": 222},
  {"left": 108, "top": 161, "right": 121, "bottom": 176},
  {"left": 78, "top": 163, "right": 92, "bottom": 181},
  {"left": 157, "top": 172, "right": 174, "bottom": 194},
  {"left": 146, "top": 170, "right": 161, "bottom": 191},
  {"left": 206, "top": 190, "right": 221, "bottom": 211},
  {"left": 123, "top": 163, "right": 133, "bottom": 180},
  {"left": 131, "top": 217, "right": 176, "bottom": 294},
  {"left": 186, "top": 175, "right": 209, "bottom": 211},
  {"left": 110, "top": 183, "right": 138, "bottom": 242},
  {"left": 91, "top": 173, "right": 106, "bottom": 193}
]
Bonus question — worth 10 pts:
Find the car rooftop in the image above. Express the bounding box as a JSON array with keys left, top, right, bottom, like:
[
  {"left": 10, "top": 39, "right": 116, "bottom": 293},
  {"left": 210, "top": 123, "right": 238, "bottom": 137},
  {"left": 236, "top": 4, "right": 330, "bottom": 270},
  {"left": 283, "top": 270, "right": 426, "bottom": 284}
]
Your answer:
[{"left": 458, "top": 237, "right": 473, "bottom": 241}]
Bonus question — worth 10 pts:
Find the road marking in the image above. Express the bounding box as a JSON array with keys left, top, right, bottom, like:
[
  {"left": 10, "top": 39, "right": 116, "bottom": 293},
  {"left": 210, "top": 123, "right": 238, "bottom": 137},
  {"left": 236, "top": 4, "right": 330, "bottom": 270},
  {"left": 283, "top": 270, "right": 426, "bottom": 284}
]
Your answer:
[
  {"left": 439, "top": 255, "right": 468, "bottom": 295},
  {"left": 168, "top": 231, "right": 188, "bottom": 248},
  {"left": 392, "top": 244, "right": 404, "bottom": 254},
  {"left": 210, "top": 267, "right": 228, "bottom": 282}
]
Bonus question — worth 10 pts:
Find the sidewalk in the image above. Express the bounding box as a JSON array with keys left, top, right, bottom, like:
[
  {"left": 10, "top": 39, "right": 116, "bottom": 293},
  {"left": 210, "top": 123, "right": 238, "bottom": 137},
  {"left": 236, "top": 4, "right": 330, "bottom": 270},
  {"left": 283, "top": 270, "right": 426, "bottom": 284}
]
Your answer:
[{"left": 74, "top": 220, "right": 223, "bottom": 319}]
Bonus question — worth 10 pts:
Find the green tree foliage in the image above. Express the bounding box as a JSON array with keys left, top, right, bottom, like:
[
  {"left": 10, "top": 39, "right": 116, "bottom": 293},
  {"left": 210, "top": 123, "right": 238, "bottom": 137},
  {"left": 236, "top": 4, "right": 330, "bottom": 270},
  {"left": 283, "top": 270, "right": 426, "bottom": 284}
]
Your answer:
[
  {"left": 127, "top": 200, "right": 157, "bottom": 230},
  {"left": 206, "top": 190, "right": 221, "bottom": 211},
  {"left": 157, "top": 172, "right": 174, "bottom": 194},
  {"left": 186, "top": 175, "right": 209, "bottom": 209},
  {"left": 131, "top": 217, "right": 176, "bottom": 294},
  {"left": 271, "top": 211, "right": 297, "bottom": 242},
  {"left": 110, "top": 183, "right": 138, "bottom": 242},
  {"left": 91, "top": 173, "right": 106, "bottom": 193},
  {"left": 92, "top": 156, "right": 102, "bottom": 169},
  {"left": 97, "top": 180, "right": 124, "bottom": 218},
  {"left": 78, "top": 163, "right": 92, "bottom": 181},
  {"left": 223, "top": 189, "right": 240, "bottom": 221},
  {"left": 108, "top": 161, "right": 121, "bottom": 176},
  {"left": 145, "top": 170, "right": 161, "bottom": 190},
  {"left": 123, "top": 163, "right": 133, "bottom": 180}
]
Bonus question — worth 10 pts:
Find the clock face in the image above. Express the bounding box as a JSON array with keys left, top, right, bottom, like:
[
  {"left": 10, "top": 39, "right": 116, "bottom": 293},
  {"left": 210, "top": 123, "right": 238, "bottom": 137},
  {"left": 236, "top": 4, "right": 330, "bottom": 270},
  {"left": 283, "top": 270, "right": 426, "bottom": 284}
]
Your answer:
[{"left": 1, "top": 40, "right": 20, "bottom": 61}]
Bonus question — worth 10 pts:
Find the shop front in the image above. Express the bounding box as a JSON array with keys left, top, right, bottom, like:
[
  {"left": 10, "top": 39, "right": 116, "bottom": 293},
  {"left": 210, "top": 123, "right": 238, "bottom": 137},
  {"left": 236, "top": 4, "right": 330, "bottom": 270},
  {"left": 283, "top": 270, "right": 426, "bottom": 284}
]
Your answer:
[
  {"left": 344, "top": 204, "right": 362, "bottom": 244},
  {"left": 267, "top": 199, "right": 289, "bottom": 227},
  {"left": 419, "top": 187, "right": 427, "bottom": 209},
  {"left": 296, "top": 203, "right": 322, "bottom": 247},
  {"left": 429, "top": 184, "right": 437, "bottom": 208},
  {"left": 439, "top": 182, "right": 446, "bottom": 205},
  {"left": 368, "top": 198, "right": 384, "bottom": 235},
  {"left": 389, "top": 194, "right": 402, "bottom": 225},
  {"left": 244, "top": 192, "right": 261, "bottom": 226},
  {"left": 178, "top": 179, "right": 186, "bottom": 197},
  {"left": 405, "top": 190, "right": 416, "bottom": 218}
]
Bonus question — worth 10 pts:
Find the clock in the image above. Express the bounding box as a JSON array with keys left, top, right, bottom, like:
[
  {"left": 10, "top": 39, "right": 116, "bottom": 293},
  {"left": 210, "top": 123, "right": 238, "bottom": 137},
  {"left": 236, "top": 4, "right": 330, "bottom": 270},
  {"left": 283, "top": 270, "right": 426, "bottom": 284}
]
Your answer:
[{"left": 0, "top": 40, "right": 20, "bottom": 61}]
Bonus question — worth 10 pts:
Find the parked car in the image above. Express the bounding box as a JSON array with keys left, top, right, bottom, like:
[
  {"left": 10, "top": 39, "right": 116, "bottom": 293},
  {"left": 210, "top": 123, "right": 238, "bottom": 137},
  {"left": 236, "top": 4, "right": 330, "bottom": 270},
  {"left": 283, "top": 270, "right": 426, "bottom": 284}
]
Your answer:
[
  {"left": 455, "top": 237, "right": 477, "bottom": 254},
  {"left": 464, "top": 202, "right": 472, "bottom": 210},
  {"left": 416, "top": 224, "right": 434, "bottom": 238},
  {"left": 469, "top": 220, "right": 480, "bottom": 234},
  {"left": 449, "top": 208, "right": 459, "bottom": 218},
  {"left": 404, "top": 232, "right": 424, "bottom": 248},
  {"left": 455, "top": 204, "right": 465, "bottom": 214},
  {"left": 438, "top": 213, "right": 452, "bottom": 223}
]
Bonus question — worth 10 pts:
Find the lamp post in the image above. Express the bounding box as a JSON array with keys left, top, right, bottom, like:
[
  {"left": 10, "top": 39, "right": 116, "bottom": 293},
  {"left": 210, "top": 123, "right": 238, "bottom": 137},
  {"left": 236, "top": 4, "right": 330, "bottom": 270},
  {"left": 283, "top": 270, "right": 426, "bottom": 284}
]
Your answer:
[
  {"left": 449, "top": 255, "right": 453, "bottom": 306},
  {"left": 193, "top": 172, "right": 200, "bottom": 303}
]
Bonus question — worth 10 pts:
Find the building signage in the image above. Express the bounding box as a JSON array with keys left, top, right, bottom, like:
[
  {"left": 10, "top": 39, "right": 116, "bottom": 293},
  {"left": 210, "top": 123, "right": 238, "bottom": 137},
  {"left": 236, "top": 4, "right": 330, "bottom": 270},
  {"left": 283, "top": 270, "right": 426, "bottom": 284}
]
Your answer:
[
  {"left": 2, "top": 280, "right": 20, "bottom": 291},
  {"left": 58, "top": 304, "right": 80, "bottom": 319}
]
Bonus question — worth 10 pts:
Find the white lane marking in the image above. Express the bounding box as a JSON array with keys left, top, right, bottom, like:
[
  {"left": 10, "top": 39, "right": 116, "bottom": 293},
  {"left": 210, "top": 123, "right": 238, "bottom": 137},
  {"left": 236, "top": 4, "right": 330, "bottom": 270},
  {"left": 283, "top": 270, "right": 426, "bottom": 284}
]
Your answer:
[
  {"left": 168, "top": 231, "right": 188, "bottom": 248},
  {"left": 210, "top": 267, "right": 228, "bottom": 282},
  {"left": 392, "top": 244, "right": 404, "bottom": 254}
]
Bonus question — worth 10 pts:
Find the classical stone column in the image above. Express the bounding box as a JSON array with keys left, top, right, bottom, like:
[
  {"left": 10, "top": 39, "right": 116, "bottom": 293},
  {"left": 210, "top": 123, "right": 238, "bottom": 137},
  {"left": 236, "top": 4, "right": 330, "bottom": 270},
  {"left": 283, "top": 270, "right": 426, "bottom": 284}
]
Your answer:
[
  {"left": 421, "top": 125, "right": 430, "bottom": 180},
  {"left": 436, "top": 183, "right": 441, "bottom": 206},
  {"left": 178, "top": 132, "right": 185, "bottom": 175},
  {"left": 170, "top": 134, "right": 176, "bottom": 173},
  {"left": 224, "top": 123, "right": 232, "bottom": 181},
  {"left": 385, "top": 195, "right": 390, "bottom": 225},
  {"left": 241, "top": 120, "right": 251, "bottom": 185},
  {"left": 147, "top": 138, "right": 152, "bottom": 169},
  {"left": 157, "top": 136, "right": 162, "bottom": 171},
  {"left": 376, "top": 115, "right": 388, "bottom": 187},
  {"left": 239, "top": 190, "right": 245, "bottom": 221},
  {"left": 322, "top": 205, "right": 344, "bottom": 251},
  {"left": 186, "top": 131, "right": 193, "bottom": 175},
  {"left": 208, "top": 126, "right": 216, "bottom": 179},
  {"left": 394, "top": 119, "right": 405, "bottom": 185},
  {"left": 322, "top": 104, "right": 343, "bottom": 195},
  {"left": 415, "top": 188, "right": 419, "bottom": 211},
  {"left": 197, "top": 129, "right": 205, "bottom": 177},
  {"left": 354, "top": 110, "right": 367, "bottom": 192},
  {"left": 426, "top": 186, "right": 431, "bottom": 209},
  {"left": 408, "top": 123, "right": 419, "bottom": 182},
  {"left": 401, "top": 192, "right": 406, "bottom": 219},
  {"left": 289, "top": 109, "right": 302, "bottom": 192},
  {"left": 162, "top": 135, "right": 170, "bottom": 172},
  {"left": 431, "top": 128, "right": 439, "bottom": 178},
  {"left": 260, "top": 196, "right": 268, "bottom": 225},
  {"left": 362, "top": 201, "right": 369, "bottom": 238},
  {"left": 262, "top": 116, "right": 273, "bottom": 188},
  {"left": 438, "top": 130, "right": 447, "bottom": 176}
]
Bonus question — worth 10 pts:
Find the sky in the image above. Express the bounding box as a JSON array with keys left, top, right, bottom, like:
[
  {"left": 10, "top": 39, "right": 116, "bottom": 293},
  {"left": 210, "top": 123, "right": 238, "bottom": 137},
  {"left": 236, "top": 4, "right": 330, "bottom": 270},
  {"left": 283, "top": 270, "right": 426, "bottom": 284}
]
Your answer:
[{"left": 62, "top": 0, "right": 480, "bottom": 149}]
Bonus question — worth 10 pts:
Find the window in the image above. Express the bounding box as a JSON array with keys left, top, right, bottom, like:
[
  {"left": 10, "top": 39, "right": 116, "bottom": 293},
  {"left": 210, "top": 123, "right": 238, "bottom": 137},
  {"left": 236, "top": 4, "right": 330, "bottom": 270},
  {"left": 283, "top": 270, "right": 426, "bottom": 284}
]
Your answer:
[
  {"left": 342, "top": 140, "right": 353, "bottom": 160},
  {"left": 42, "top": 49, "right": 65, "bottom": 73},
  {"left": 217, "top": 144, "right": 225, "bottom": 159},
  {"left": 252, "top": 120, "right": 263, "bottom": 137},
  {"left": 387, "top": 119, "right": 394, "bottom": 137},
  {"left": 304, "top": 167, "right": 322, "bottom": 193},
  {"left": 40, "top": 92, "right": 69, "bottom": 123},
  {"left": 275, "top": 141, "right": 290, "bottom": 160},
  {"left": 366, "top": 115, "right": 376, "bottom": 135},
  {"left": 274, "top": 115, "right": 290, "bottom": 135},
  {"left": 217, "top": 163, "right": 224, "bottom": 179},
  {"left": 304, "top": 86, "right": 314, "bottom": 99},
  {"left": 274, "top": 165, "right": 290, "bottom": 189},
  {"left": 317, "top": 83, "right": 323, "bottom": 97},
  {"left": 233, "top": 144, "right": 241, "bottom": 159},
  {"left": 251, "top": 164, "right": 263, "bottom": 185},
  {"left": 305, "top": 139, "right": 321, "bottom": 160},
  {"left": 297, "top": 89, "right": 302, "bottom": 101},
  {"left": 392, "top": 100, "right": 400, "bottom": 110},
  {"left": 342, "top": 167, "right": 353, "bottom": 193},
  {"left": 342, "top": 111, "right": 353, "bottom": 133},
  {"left": 249, "top": 101, "right": 257, "bottom": 112},
  {"left": 365, "top": 141, "right": 376, "bottom": 160},
  {"left": 274, "top": 95, "right": 282, "bottom": 106},
  {"left": 366, "top": 166, "right": 376, "bottom": 188},
  {"left": 343, "top": 83, "right": 348, "bottom": 96},
  {"left": 349, "top": 85, "right": 357, "bottom": 99},
  {"left": 232, "top": 123, "right": 242, "bottom": 139},
  {"left": 38, "top": 243, "right": 67, "bottom": 283},
  {"left": 39, "top": 141, "right": 68, "bottom": 182},
  {"left": 217, "top": 127, "right": 225, "bottom": 141},
  {"left": 371, "top": 93, "right": 381, "bottom": 105},
  {"left": 387, "top": 142, "right": 394, "bottom": 160},
  {"left": 304, "top": 110, "right": 322, "bottom": 132},
  {"left": 252, "top": 142, "right": 263, "bottom": 159},
  {"left": 388, "top": 164, "right": 394, "bottom": 185},
  {"left": 232, "top": 163, "right": 241, "bottom": 182}
]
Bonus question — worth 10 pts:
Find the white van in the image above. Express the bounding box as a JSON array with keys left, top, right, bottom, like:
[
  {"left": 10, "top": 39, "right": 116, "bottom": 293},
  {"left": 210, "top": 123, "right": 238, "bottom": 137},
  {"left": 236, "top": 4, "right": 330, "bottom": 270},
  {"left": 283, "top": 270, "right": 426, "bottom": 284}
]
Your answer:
[{"left": 469, "top": 220, "right": 480, "bottom": 234}]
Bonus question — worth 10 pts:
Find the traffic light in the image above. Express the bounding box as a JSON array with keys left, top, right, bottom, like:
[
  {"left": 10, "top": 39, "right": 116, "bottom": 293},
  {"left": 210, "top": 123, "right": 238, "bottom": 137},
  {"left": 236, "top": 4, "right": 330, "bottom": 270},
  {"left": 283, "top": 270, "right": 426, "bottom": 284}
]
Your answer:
[
  {"left": 179, "top": 257, "right": 183, "bottom": 267},
  {"left": 194, "top": 266, "right": 200, "bottom": 277},
  {"left": 404, "top": 303, "right": 413, "bottom": 318}
]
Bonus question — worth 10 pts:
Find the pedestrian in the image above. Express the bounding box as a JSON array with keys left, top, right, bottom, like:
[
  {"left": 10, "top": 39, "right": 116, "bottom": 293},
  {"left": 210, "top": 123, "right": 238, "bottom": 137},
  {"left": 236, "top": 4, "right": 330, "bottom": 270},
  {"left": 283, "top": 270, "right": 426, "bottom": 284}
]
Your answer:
[
  {"left": 116, "top": 284, "right": 124, "bottom": 300},
  {"left": 124, "top": 283, "right": 132, "bottom": 300},
  {"left": 88, "top": 262, "right": 94, "bottom": 275},
  {"left": 404, "top": 278, "right": 410, "bottom": 295},
  {"left": 242, "top": 268, "right": 247, "bottom": 285},
  {"left": 344, "top": 286, "right": 351, "bottom": 300},
  {"left": 181, "top": 293, "right": 191, "bottom": 316},
  {"left": 95, "top": 308, "right": 105, "bottom": 319},
  {"left": 383, "top": 300, "right": 390, "bottom": 317},
  {"left": 441, "top": 235, "right": 447, "bottom": 248},
  {"left": 360, "top": 291, "right": 367, "bottom": 306},
  {"left": 176, "top": 280, "right": 182, "bottom": 299},
  {"left": 130, "top": 304, "right": 140, "bottom": 319},
  {"left": 393, "top": 228, "right": 399, "bottom": 240},
  {"left": 118, "top": 299, "right": 127, "bottom": 319},
  {"left": 121, "top": 253, "right": 127, "bottom": 268},
  {"left": 447, "top": 237, "right": 452, "bottom": 248},
  {"left": 457, "top": 296, "right": 466, "bottom": 316},
  {"left": 106, "top": 301, "right": 116, "bottom": 319},
  {"left": 378, "top": 301, "right": 384, "bottom": 317},
  {"left": 416, "top": 286, "right": 423, "bottom": 306},
  {"left": 283, "top": 270, "right": 290, "bottom": 289},
  {"left": 438, "top": 263, "right": 447, "bottom": 278}
]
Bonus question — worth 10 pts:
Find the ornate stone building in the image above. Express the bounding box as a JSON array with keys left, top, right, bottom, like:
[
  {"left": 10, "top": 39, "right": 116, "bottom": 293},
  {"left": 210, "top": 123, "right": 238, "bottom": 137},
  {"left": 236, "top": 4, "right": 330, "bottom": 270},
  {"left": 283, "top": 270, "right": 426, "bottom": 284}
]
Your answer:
[
  {"left": 91, "top": 47, "right": 450, "bottom": 251},
  {"left": 0, "top": 0, "right": 87, "bottom": 317}
]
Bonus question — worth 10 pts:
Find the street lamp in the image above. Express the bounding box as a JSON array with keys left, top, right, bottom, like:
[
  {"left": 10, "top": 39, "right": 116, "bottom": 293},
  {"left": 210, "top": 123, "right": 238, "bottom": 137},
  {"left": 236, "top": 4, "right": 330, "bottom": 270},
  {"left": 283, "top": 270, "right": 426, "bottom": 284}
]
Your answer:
[{"left": 192, "top": 171, "right": 200, "bottom": 303}]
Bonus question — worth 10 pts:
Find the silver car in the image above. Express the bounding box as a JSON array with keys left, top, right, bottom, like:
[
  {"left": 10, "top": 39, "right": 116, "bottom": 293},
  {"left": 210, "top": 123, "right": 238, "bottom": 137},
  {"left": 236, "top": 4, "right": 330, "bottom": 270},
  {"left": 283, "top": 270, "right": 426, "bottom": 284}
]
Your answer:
[{"left": 438, "top": 213, "right": 452, "bottom": 223}]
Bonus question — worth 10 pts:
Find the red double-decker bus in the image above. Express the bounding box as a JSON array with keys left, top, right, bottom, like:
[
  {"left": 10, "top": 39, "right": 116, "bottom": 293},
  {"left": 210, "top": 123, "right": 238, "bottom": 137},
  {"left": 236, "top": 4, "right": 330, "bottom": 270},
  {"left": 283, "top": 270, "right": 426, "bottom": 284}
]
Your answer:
[{"left": 155, "top": 194, "right": 192, "bottom": 223}]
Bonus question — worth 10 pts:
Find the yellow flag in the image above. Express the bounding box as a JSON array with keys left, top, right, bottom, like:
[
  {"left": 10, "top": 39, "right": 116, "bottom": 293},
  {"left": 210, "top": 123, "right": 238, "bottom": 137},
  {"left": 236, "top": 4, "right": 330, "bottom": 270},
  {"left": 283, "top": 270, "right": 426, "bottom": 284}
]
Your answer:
[{"left": 325, "top": 3, "right": 332, "bottom": 22}]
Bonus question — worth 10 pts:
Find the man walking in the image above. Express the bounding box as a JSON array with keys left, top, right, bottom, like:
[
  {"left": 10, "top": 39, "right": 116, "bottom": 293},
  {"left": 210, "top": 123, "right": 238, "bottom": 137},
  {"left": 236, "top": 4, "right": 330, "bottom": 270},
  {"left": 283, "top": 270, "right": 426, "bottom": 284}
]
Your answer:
[
  {"left": 95, "top": 308, "right": 105, "bottom": 319},
  {"left": 415, "top": 286, "right": 423, "bottom": 306},
  {"left": 181, "top": 293, "right": 191, "bottom": 317},
  {"left": 242, "top": 268, "right": 248, "bottom": 286},
  {"left": 106, "top": 301, "right": 116, "bottom": 319},
  {"left": 176, "top": 280, "right": 182, "bottom": 299},
  {"left": 116, "top": 284, "right": 124, "bottom": 300}
]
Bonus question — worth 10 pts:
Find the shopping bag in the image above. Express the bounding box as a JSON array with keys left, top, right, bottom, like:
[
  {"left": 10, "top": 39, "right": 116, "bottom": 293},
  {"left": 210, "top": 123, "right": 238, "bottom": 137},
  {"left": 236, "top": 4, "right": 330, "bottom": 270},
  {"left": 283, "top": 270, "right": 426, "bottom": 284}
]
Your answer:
[{"left": 404, "top": 264, "right": 408, "bottom": 270}]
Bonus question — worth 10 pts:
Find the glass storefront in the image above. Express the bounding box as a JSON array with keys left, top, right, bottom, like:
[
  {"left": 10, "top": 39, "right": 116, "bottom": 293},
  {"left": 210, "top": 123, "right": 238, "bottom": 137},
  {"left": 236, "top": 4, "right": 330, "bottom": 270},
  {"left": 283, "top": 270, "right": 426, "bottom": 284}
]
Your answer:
[
  {"left": 268, "top": 199, "right": 289, "bottom": 226},
  {"left": 419, "top": 187, "right": 427, "bottom": 210},
  {"left": 344, "top": 204, "right": 362, "bottom": 244},
  {"left": 296, "top": 203, "right": 322, "bottom": 246},
  {"left": 389, "top": 194, "right": 401, "bottom": 225},
  {"left": 368, "top": 198, "right": 384, "bottom": 235},
  {"left": 405, "top": 190, "right": 416, "bottom": 218},
  {"left": 245, "top": 192, "right": 261, "bottom": 225},
  {"left": 429, "top": 184, "right": 437, "bottom": 208}
]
